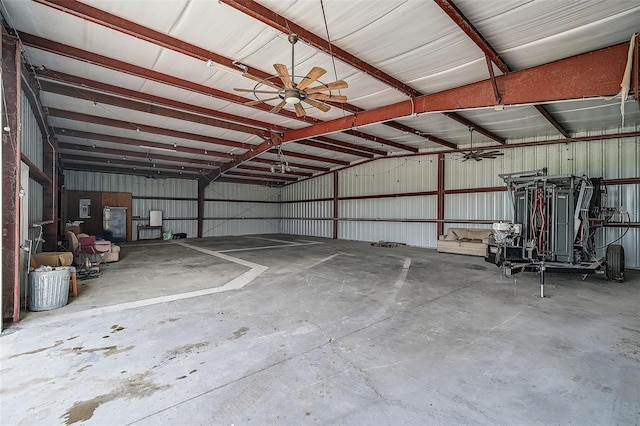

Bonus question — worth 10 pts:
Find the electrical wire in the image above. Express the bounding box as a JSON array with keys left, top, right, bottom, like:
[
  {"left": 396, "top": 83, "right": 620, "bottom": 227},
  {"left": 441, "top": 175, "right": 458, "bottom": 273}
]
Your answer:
[
  {"left": 596, "top": 210, "right": 631, "bottom": 249},
  {"left": 319, "top": 0, "right": 347, "bottom": 118}
]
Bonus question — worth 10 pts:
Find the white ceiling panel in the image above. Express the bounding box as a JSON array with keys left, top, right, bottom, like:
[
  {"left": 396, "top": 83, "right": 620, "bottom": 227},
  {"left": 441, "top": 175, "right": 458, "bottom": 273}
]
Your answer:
[{"left": 1, "top": 0, "right": 637, "bottom": 184}]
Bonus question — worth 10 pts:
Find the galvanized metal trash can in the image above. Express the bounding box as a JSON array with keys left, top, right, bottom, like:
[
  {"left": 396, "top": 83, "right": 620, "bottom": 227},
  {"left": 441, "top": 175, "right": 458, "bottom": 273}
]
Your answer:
[{"left": 28, "top": 267, "right": 70, "bottom": 311}]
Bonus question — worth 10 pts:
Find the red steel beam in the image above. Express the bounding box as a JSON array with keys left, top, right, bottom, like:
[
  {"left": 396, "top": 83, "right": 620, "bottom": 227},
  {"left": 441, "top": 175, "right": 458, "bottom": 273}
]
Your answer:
[
  {"left": 32, "top": 0, "right": 277, "bottom": 88},
  {"left": 437, "top": 153, "right": 445, "bottom": 237},
  {"left": 333, "top": 171, "right": 338, "bottom": 239},
  {"left": 250, "top": 157, "right": 329, "bottom": 172},
  {"left": 36, "top": 68, "right": 282, "bottom": 132},
  {"left": 315, "top": 136, "right": 388, "bottom": 156},
  {"left": 197, "top": 179, "right": 205, "bottom": 237},
  {"left": 28, "top": 38, "right": 413, "bottom": 159},
  {"left": 441, "top": 112, "right": 505, "bottom": 144},
  {"left": 39, "top": 79, "right": 270, "bottom": 137},
  {"left": 220, "top": 0, "right": 421, "bottom": 98},
  {"left": 435, "top": 0, "right": 569, "bottom": 138},
  {"left": 220, "top": 0, "right": 482, "bottom": 148},
  {"left": 276, "top": 149, "right": 350, "bottom": 166},
  {"left": 284, "top": 42, "right": 629, "bottom": 142},
  {"left": 48, "top": 108, "right": 252, "bottom": 152},
  {"left": 18, "top": 31, "right": 316, "bottom": 123},
  {"left": 343, "top": 129, "right": 419, "bottom": 153},
  {"left": 225, "top": 170, "right": 298, "bottom": 182},
  {"left": 381, "top": 121, "right": 457, "bottom": 149},
  {"left": 217, "top": 176, "right": 285, "bottom": 186},
  {"left": 238, "top": 164, "right": 312, "bottom": 177},
  {"left": 58, "top": 141, "right": 227, "bottom": 167},
  {"left": 29, "top": 4, "right": 449, "bottom": 151},
  {"left": 64, "top": 163, "right": 195, "bottom": 179},
  {"left": 2, "top": 34, "right": 22, "bottom": 323},
  {"left": 297, "top": 140, "right": 374, "bottom": 158},
  {"left": 434, "top": 0, "right": 509, "bottom": 73},
  {"left": 634, "top": 33, "right": 639, "bottom": 111},
  {"left": 61, "top": 154, "right": 212, "bottom": 173}
]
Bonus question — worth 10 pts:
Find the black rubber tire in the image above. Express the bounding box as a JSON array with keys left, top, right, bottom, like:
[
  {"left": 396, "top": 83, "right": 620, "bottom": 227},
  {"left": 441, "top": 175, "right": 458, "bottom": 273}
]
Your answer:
[{"left": 605, "top": 244, "right": 624, "bottom": 282}]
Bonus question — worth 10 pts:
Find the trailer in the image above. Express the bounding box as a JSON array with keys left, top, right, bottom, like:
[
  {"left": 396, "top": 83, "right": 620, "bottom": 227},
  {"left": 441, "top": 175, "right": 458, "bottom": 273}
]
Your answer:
[{"left": 485, "top": 168, "right": 628, "bottom": 296}]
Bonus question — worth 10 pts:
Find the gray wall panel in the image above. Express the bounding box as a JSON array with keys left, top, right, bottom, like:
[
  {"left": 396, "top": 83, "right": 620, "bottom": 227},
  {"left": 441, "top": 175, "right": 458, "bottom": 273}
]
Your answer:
[{"left": 21, "top": 91, "right": 43, "bottom": 169}]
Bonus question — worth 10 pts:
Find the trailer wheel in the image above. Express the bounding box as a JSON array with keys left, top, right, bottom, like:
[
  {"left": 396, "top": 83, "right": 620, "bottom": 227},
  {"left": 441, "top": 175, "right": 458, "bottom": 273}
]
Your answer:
[{"left": 606, "top": 244, "right": 624, "bottom": 282}]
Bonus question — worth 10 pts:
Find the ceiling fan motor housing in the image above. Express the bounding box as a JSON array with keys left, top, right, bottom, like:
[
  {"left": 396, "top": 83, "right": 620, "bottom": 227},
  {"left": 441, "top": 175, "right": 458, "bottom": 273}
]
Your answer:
[{"left": 283, "top": 88, "right": 302, "bottom": 104}]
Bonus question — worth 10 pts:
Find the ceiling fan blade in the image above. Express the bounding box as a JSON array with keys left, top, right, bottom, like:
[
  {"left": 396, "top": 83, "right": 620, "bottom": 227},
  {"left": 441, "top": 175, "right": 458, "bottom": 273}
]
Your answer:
[
  {"left": 270, "top": 100, "right": 287, "bottom": 114},
  {"left": 246, "top": 96, "right": 280, "bottom": 106},
  {"left": 308, "top": 93, "right": 348, "bottom": 103},
  {"left": 303, "top": 97, "right": 331, "bottom": 112},
  {"left": 474, "top": 157, "right": 482, "bottom": 161},
  {"left": 296, "top": 67, "right": 326, "bottom": 90},
  {"left": 241, "top": 72, "right": 281, "bottom": 90},
  {"left": 294, "top": 103, "right": 306, "bottom": 117},
  {"left": 306, "top": 80, "right": 349, "bottom": 94},
  {"left": 273, "top": 64, "right": 294, "bottom": 89},
  {"left": 234, "top": 88, "right": 280, "bottom": 94}
]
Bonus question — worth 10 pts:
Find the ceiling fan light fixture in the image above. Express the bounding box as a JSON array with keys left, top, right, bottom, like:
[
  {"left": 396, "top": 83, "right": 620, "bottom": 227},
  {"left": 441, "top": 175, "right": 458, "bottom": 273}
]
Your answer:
[{"left": 283, "top": 89, "right": 301, "bottom": 104}]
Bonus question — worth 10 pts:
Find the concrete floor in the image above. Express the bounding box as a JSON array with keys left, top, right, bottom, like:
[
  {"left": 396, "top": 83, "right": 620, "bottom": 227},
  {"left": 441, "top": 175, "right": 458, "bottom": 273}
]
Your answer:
[{"left": 1, "top": 234, "right": 639, "bottom": 425}]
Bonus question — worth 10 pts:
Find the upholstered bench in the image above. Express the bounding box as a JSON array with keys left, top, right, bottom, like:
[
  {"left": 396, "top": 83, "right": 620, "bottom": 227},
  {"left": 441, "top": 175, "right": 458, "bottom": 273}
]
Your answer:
[{"left": 437, "top": 228, "right": 493, "bottom": 257}]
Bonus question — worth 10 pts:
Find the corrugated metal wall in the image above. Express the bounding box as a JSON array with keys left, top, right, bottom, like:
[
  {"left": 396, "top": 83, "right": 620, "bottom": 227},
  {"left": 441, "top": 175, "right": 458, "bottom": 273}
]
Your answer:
[
  {"left": 64, "top": 171, "right": 196, "bottom": 196},
  {"left": 64, "top": 172, "right": 282, "bottom": 239},
  {"left": 282, "top": 136, "right": 638, "bottom": 267},
  {"left": 64, "top": 171, "right": 199, "bottom": 240},
  {"left": 63, "top": 134, "right": 638, "bottom": 267},
  {"left": 202, "top": 181, "right": 280, "bottom": 238},
  {"left": 337, "top": 157, "right": 439, "bottom": 246},
  {"left": 20, "top": 91, "right": 43, "bottom": 168},
  {"left": 21, "top": 92, "right": 46, "bottom": 249},
  {"left": 280, "top": 174, "right": 333, "bottom": 238},
  {"left": 443, "top": 136, "right": 639, "bottom": 267}
]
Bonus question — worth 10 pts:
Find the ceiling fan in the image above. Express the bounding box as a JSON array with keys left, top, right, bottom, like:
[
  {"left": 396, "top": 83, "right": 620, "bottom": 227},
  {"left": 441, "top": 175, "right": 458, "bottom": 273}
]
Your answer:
[
  {"left": 234, "top": 34, "right": 348, "bottom": 117},
  {"left": 452, "top": 126, "right": 505, "bottom": 162}
]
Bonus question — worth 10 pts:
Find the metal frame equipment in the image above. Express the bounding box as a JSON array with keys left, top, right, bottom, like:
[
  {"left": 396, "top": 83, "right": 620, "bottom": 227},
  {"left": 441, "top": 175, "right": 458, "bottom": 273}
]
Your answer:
[{"left": 486, "top": 168, "right": 628, "bottom": 297}]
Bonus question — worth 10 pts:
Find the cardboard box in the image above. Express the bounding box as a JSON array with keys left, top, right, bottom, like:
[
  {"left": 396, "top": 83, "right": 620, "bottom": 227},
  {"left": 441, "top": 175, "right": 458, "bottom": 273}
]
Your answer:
[
  {"left": 65, "top": 226, "right": 81, "bottom": 235},
  {"left": 31, "top": 252, "right": 73, "bottom": 268}
]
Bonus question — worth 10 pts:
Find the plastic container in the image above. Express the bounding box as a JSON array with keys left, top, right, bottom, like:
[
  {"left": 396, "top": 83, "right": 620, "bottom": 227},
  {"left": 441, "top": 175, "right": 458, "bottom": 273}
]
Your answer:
[{"left": 28, "top": 267, "right": 70, "bottom": 311}]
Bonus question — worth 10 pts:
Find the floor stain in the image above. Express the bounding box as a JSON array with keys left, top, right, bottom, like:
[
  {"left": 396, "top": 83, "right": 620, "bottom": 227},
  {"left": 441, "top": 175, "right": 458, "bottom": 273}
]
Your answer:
[
  {"left": 8, "top": 340, "right": 64, "bottom": 359},
  {"left": 62, "top": 345, "right": 134, "bottom": 357},
  {"left": 111, "top": 325, "right": 125, "bottom": 333},
  {"left": 230, "top": 327, "right": 249, "bottom": 340},
  {"left": 62, "top": 372, "right": 170, "bottom": 425},
  {"left": 77, "top": 364, "right": 92, "bottom": 373}
]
